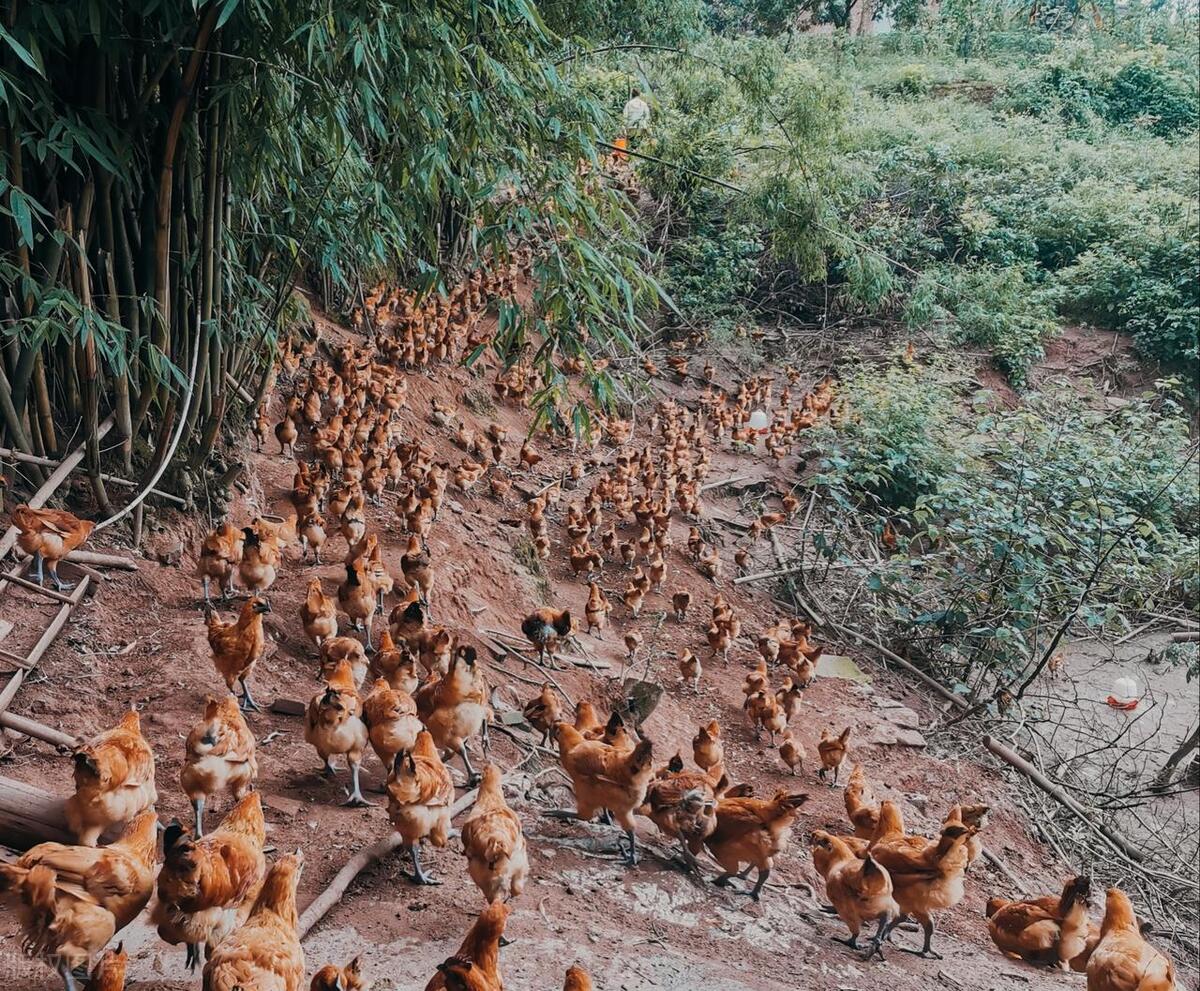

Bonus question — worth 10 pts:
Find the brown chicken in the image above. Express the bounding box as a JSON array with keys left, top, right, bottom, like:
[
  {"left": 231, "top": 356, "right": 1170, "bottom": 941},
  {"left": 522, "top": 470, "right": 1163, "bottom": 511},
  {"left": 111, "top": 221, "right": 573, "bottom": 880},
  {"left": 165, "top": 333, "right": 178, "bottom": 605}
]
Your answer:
[
  {"left": 692, "top": 720, "right": 724, "bottom": 777},
  {"left": 338, "top": 559, "right": 378, "bottom": 648},
  {"left": 640, "top": 755, "right": 720, "bottom": 870},
  {"left": 305, "top": 659, "right": 371, "bottom": 806},
  {"left": 237, "top": 526, "right": 279, "bottom": 593},
  {"left": 66, "top": 710, "right": 158, "bottom": 847},
  {"left": 401, "top": 534, "right": 434, "bottom": 605},
  {"left": 460, "top": 764, "right": 529, "bottom": 903},
  {"left": 370, "top": 628, "right": 420, "bottom": 693},
  {"left": 554, "top": 721, "right": 654, "bottom": 865},
  {"left": 0, "top": 811, "right": 158, "bottom": 991},
  {"left": 202, "top": 850, "right": 305, "bottom": 991},
  {"left": 584, "top": 581, "right": 610, "bottom": 637},
  {"left": 986, "top": 875, "right": 1093, "bottom": 971},
  {"left": 152, "top": 794, "right": 266, "bottom": 970},
  {"left": 704, "top": 791, "right": 809, "bottom": 899},
  {"left": 180, "top": 696, "right": 257, "bottom": 836},
  {"left": 301, "top": 578, "right": 338, "bottom": 646},
  {"left": 812, "top": 830, "right": 899, "bottom": 961},
  {"left": 1086, "top": 887, "right": 1176, "bottom": 991},
  {"left": 425, "top": 902, "right": 509, "bottom": 991},
  {"left": 818, "top": 726, "right": 852, "bottom": 785},
  {"left": 522, "top": 683, "right": 562, "bottom": 746},
  {"left": 844, "top": 763, "right": 879, "bottom": 839},
  {"left": 207, "top": 595, "right": 272, "bottom": 711},
  {"left": 85, "top": 944, "right": 127, "bottom": 991},
  {"left": 521, "top": 607, "right": 574, "bottom": 667},
  {"left": 386, "top": 730, "right": 455, "bottom": 885},
  {"left": 416, "top": 645, "right": 490, "bottom": 784},
  {"left": 562, "top": 965, "right": 593, "bottom": 991},
  {"left": 13, "top": 504, "right": 95, "bottom": 591},
  {"left": 319, "top": 636, "right": 370, "bottom": 689},
  {"left": 362, "top": 677, "right": 422, "bottom": 769},
  {"left": 197, "top": 521, "right": 244, "bottom": 603},
  {"left": 870, "top": 818, "right": 973, "bottom": 959},
  {"left": 310, "top": 957, "right": 366, "bottom": 991}
]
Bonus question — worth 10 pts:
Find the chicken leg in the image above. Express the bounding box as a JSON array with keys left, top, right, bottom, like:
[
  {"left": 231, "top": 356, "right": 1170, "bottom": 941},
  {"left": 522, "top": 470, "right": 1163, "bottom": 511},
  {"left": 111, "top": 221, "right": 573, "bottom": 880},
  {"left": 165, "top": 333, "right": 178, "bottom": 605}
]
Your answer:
[
  {"left": 192, "top": 796, "right": 206, "bottom": 837},
  {"left": 238, "top": 677, "right": 262, "bottom": 712},
  {"left": 406, "top": 843, "right": 440, "bottom": 885},
  {"left": 341, "top": 759, "right": 373, "bottom": 807}
]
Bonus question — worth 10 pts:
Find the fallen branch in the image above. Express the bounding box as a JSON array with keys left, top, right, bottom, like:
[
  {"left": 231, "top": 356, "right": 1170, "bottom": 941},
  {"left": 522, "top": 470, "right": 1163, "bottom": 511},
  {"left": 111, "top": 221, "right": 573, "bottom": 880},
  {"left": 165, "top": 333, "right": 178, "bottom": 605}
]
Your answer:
[
  {"left": 732, "top": 563, "right": 803, "bottom": 586},
  {"left": 699, "top": 474, "right": 750, "bottom": 494},
  {"left": 983, "top": 735, "right": 1147, "bottom": 865},
  {"left": 0, "top": 445, "right": 185, "bottom": 506},
  {"left": 14, "top": 549, "right": 138, "bottom": 572},
  {"left": 297, "top": 783, "right": 483, "bottom": 940},
  {"left": 0, "top": 710, "right": 77, "bottom": 749}
]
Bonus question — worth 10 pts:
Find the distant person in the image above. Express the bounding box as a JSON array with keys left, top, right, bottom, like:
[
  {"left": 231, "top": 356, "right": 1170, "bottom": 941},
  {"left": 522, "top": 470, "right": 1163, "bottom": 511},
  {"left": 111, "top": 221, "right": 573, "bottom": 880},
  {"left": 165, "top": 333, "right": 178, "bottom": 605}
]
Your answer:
[{"left": 615, "top": 88, "right": 651, "bottom": 161}]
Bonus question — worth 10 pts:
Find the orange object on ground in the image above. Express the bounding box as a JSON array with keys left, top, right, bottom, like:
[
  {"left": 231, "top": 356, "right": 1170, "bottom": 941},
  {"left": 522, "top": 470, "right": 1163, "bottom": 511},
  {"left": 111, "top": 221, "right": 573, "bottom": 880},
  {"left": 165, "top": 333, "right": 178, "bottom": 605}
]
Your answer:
[
  {"left": 1105, "top": 696, "right": 1138, "bottom": 711},
  {"left": 612, "top": 135, "right": 628, "bottom": 161}
]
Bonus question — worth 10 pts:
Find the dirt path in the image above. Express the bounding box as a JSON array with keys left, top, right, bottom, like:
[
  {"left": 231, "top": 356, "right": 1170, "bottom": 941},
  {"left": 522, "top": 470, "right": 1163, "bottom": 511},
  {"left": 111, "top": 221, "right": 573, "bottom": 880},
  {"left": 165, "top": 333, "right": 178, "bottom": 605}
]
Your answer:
[{"left": 1, "top": 309, "right": 1107, "bottom": 991}]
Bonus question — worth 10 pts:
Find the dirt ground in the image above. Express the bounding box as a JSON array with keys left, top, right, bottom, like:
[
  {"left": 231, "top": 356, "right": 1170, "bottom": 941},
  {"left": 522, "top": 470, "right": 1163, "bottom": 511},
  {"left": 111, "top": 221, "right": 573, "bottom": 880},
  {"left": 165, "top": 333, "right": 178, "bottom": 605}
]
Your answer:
[{"left": 0, "top": 308, "right": 1159, "bottom": 991}]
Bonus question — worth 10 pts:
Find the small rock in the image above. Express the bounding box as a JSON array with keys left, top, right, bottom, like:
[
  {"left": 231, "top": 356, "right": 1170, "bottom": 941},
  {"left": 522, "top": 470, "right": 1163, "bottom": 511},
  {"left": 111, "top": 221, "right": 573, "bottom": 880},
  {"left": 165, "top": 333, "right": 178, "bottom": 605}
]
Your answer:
[
  {"left": 263, "top": 794, "right": 304, "bottom": 818},
  {"left": 447, "top": 499, "right": 465, "bottom": 515},
  {"left": 894, "top": 728, "right": 927, "bottom": 747},
  {"left": 155, "top": 539, "right": 184, "bottom": 567}
]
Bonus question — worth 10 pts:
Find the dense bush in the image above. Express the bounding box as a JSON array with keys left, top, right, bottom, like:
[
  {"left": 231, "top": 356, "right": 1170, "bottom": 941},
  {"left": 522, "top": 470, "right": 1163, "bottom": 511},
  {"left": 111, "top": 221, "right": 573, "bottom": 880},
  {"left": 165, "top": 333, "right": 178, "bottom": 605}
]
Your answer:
[{"left": 815, "top": 369, "right": 1200, "bottom": 683}]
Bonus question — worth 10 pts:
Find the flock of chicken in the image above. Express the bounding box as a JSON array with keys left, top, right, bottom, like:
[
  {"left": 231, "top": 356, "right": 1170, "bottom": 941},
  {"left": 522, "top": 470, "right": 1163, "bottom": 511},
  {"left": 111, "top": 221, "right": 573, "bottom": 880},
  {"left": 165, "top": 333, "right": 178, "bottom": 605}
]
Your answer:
[{"left": 0, "top": 259, "right": 1179, "bottom": 991}]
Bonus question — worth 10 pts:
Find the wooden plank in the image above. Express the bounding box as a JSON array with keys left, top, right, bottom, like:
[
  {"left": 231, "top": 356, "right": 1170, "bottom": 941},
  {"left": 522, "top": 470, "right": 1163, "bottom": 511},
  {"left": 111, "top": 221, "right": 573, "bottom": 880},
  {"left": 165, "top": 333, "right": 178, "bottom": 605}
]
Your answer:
[
  {"left": 0, "top": 619, "right": 13, "bottom": 643},
  {"left": 0, "top": 566, "right": 77, "bottom": 604},
  {"left": 0, "top": 575, "right": 89, "bottom": 713}
]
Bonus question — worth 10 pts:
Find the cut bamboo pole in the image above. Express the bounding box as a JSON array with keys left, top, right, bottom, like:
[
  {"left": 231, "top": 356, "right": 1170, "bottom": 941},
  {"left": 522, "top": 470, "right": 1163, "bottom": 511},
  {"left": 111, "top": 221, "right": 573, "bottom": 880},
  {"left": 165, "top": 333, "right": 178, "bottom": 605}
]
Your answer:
[
  {"left": 0, "top": 575, "right": 90, "bottom": 716},
  {"left": 0, "top": 446, "right": 185, "bottom": 506},
  {"left": 0, "top": 775, "right": 74, "bottom": 848},
  {"left": 0, "top": 710, "right": 77, "bottom": 749}
]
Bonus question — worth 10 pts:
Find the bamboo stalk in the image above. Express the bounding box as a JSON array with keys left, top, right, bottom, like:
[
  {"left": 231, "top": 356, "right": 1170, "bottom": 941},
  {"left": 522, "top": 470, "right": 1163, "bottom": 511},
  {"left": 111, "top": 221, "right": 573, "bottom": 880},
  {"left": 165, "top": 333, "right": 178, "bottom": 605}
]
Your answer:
[{"left": 0, "top": 446, "right": 184, "bottom": 506}]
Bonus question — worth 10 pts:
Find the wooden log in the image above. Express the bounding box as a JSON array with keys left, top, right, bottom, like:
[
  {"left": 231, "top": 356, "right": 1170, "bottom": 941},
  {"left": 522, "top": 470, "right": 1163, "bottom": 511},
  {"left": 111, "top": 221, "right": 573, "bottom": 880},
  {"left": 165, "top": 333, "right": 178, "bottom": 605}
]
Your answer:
[
  {"left": 12, "top": 549, "right": 139, "bottom": 572},
  {"left": 225, "top": 371, "right": 256, "bottom": 406},
  {"left": 732, "top": 564, "right": 803, "bottom": 586},
  {"left": 297, "top": 784, "right": 483, "bottom": 940},
  {"left": 0, "top": 575, "right": 89, "bottom": 715},
  {"left": 0, "top": 710, "right": 77, "bottom": 749},
  {"left": 983, "top": 735, "right": 1145, "bottom": 863},
  {"left": 1170, "top": 631, "right": 1199, "bottom": 643},
  {"left": 0, "top": 775, "right": 74, "bottom": 848}
]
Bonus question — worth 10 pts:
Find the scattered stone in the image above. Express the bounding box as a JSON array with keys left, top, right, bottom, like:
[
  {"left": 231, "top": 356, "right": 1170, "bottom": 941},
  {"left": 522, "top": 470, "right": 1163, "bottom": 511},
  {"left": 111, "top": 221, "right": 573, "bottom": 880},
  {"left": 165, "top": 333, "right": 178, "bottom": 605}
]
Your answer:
[
  {"left": 263, "top": 794, "right": 304, "bottom": 818},
  {"left": 155, "top": 539, "right": 183, "bottom": 567}
]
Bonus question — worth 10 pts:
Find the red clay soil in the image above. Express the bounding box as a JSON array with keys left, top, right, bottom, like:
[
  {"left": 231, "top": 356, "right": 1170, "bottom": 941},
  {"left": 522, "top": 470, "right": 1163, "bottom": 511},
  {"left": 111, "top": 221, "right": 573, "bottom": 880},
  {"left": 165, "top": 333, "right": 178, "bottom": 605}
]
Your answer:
[{"left": 1, "top": 308, "right": 1101, "bottom": 991}]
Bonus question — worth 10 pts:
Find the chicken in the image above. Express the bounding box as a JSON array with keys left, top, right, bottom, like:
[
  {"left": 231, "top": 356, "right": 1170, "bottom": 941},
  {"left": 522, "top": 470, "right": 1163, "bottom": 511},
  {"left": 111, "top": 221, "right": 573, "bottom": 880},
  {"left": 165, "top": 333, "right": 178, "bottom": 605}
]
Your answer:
[
  {"left": 1086, "top": 887, "right": 1176, "bottom": 991},
  {"left": 812, "top": 830, "right": 899, "bottom": 961},
  {"left": 584, "top": 581, "right": 610, "bottom": 637},
  {"left": 522, "top": 683, "right": 562, "bottom": 747},
  {"left": 692, "top": 720, "right": 724, "bottom": 777},
  {"left": 369, "top": 629, "right": 419, "bottom": 693},
  {"left": 65, "top": 710, "right": 158, "bottom": 847},
  {"left": 623, "top": 631, "right": 643, "bottom": 662},
  {"left": 180, "top": 696, "right": 257, "bottom": 836},
  {"left": 300, "top": 578, "right": 338, "bottom": 646},
  {"left": 460, "top": 764, "right": 528, "bottom": 904},
  {"left": 275, "top": 405, "right": 299, "bottom": 456},
  {"left": 151, "top": 794, "right": 266, "bottom": 970},
  {"left": 563, "top": 965, "right": 593, "bottom": 991},
  {"left": 304, "top": 659, "right": 371, "bottom": 806},
  {"left": 818, "top": 726, "right": 852, "bottom": 785},
  {"left": 319, "top": 636, "right": 370, "bottom": 689},
  {"left": 640, "top": 756, "right": 720, "bottom": 870},
  {"left": 85, "top": 944, "right": 127, "bottom": 991},
  {"left": 704, "top": 791, "right": 809, "bottom": 899},
  {"left": 554, "top": 722, "right": 654, "bottom": 865},
  {"left": 238, "top": 527, "right": 279, "bottom": 593},
  {"left": 424, "top": 902, "right": 509, "bottom": 991},
  {"left": 207, "top": 595, "right": 272, "bottom": 711},
  {"left": 678, "top": 648, "right": 701, "bottom": 691},
  {"left": 310, "top": 956, "right": 366, "bottom": 991},
  {"left": 0, "top": 811, "right": 158, "bottom": 991},
  {"left": 779, "top": 729, "right": 804, "bottom": 775},
  {"left": 338, "top": 559, "right": 378, "bottom": 647},
  {"left": 415, "top": 645, "right": 490, "bottom": 784},
  {"left": 202, "top": 850, "right": 305, "bottom": 991},
  {"left": 870, "top": 819, "right": 974, "bottom": 959},
  {"left": 362, "top": 677, "right": 422, "bottom": 769},
  {"left": 573, "top": 701, "right": 605, "bottom": 740},
  {"left": 401, "top": 534, "right": 433, "bottom": 606},
  {"left": 12, "top": 504, "right": 95, "bottom": 591},
  {"left": 671, "top": 590, "right": 690, "bottom": 622},
  {"left": 299, "top": 511, "right": 327, "bottom": 564},
  {"left": 986, "top": 875, "right": 1093, "bottom": 971},
  {"left": 386, "top": 730, "right": 455, "bottom": 885},
  {"left": 520, "top": 607, "right": 573, "bottom": 667},
  {"left": 197, "top": 522, "right": 244, "bottom": 603}
]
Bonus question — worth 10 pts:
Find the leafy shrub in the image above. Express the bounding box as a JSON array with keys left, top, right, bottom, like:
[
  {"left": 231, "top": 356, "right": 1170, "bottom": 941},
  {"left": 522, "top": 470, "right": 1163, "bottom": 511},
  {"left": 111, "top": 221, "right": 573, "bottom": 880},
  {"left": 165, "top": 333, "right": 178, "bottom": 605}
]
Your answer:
[
  {"left": 1106, "top": 60, "right": 1200, "bottom": 138},
  {"left": 662, "top": 222, "right": 764, "bottom": 323},
  {"left": 1056, "top": 230, "right": 1200, "bottom": 374},
  {"left": 919, "top": 265, "right": 1057, "bottom": 386}
]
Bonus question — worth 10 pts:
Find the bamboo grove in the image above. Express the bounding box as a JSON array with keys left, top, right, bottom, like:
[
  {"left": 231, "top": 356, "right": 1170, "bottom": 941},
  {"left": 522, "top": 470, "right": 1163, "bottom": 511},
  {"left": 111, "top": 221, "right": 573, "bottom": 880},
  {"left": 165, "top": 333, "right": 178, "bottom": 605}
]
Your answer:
[{"left": 0, "top": 0, "right": 654, "bottom": 528}]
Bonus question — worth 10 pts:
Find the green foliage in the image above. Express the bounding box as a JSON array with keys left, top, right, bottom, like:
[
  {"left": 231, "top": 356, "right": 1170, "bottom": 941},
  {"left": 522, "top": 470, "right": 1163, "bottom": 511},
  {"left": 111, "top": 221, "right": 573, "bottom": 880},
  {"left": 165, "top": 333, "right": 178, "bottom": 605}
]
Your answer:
[
  {"left": 662, "top": 222, "right": 763, "bottom": 323},
  {"left": 921, "top": 265, "right": 1058, "bottom": 386},
  {"left": 816, "top": 368, "right": 1199, "bottom": 682}
]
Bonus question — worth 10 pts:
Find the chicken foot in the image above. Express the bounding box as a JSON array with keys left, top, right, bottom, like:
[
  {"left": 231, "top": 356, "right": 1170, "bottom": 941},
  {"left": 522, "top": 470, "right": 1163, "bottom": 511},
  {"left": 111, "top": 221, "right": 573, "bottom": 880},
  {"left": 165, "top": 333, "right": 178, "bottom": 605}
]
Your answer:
[
  {"left": 238, "top": 677, "right": 263, "bottom": 711},
  {"left": 895, "top": 913, "right": 941, "bottom": 959},
  {"left": 341, "top": 759, "right": 373, "bottom": 807},
  {"left": 405, "top": 843, "right": 440, "bottom": 885}
]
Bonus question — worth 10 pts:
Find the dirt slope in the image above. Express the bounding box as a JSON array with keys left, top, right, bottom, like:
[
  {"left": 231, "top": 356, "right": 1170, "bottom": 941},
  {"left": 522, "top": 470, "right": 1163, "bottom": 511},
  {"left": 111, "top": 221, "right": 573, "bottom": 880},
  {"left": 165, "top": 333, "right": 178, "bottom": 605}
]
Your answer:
[{"left": 2, "top": 307, "right": 1089, "bottom": 991}]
